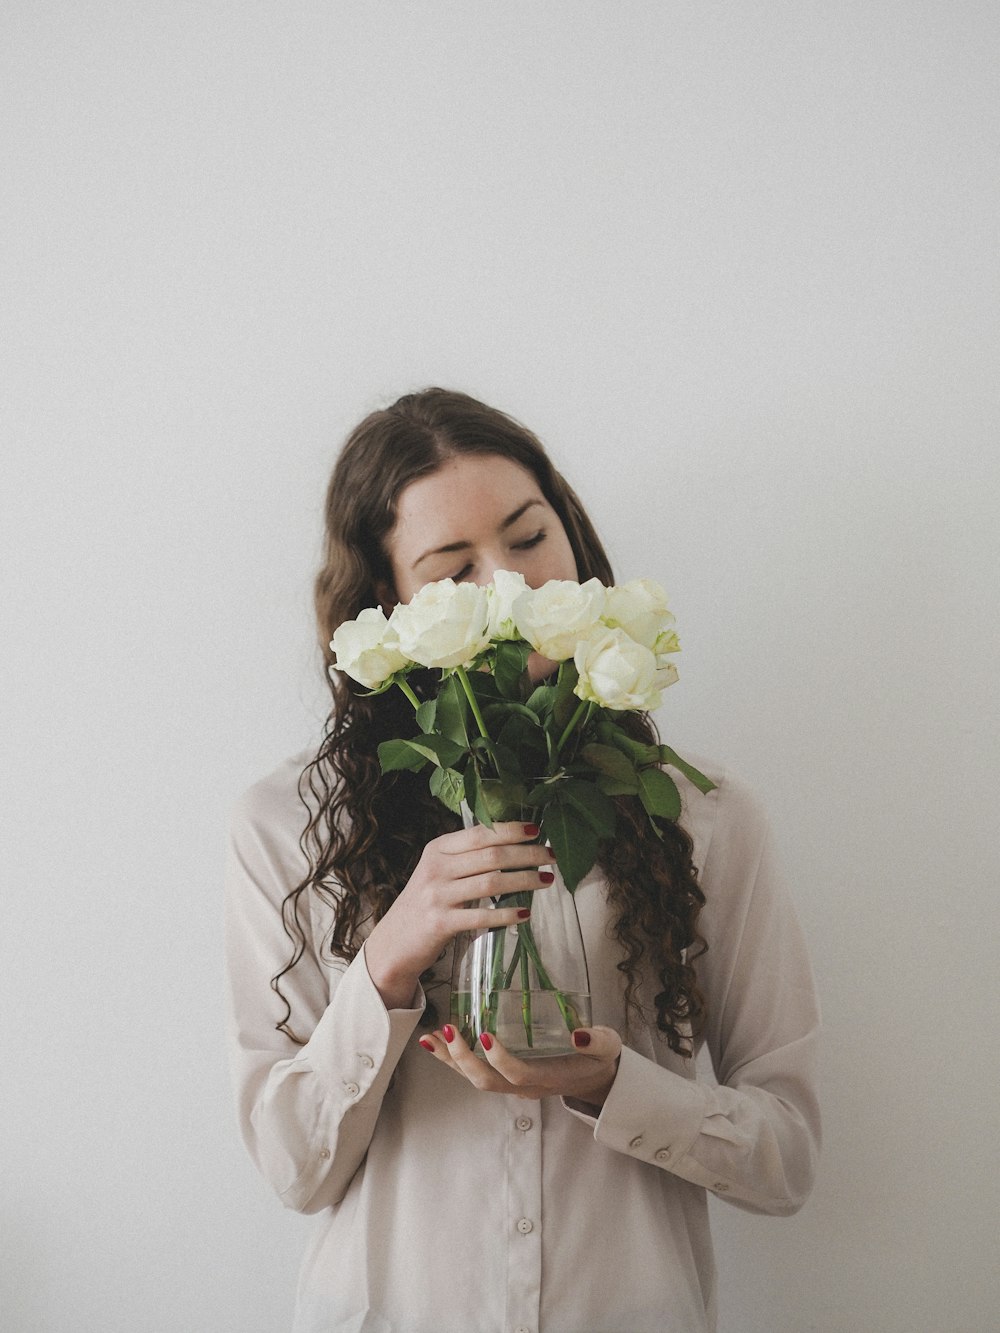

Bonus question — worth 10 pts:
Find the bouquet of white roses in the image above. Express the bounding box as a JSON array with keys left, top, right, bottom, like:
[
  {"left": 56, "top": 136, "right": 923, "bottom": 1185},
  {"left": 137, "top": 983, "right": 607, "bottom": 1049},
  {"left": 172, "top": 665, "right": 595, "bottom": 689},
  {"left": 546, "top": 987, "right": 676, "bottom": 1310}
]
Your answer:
[
  {"left": 331, "top": 572, "right": 715, "bottom": 1054},
  {"left": 331, "top": 571, "right": 714, "bottom": 887}
]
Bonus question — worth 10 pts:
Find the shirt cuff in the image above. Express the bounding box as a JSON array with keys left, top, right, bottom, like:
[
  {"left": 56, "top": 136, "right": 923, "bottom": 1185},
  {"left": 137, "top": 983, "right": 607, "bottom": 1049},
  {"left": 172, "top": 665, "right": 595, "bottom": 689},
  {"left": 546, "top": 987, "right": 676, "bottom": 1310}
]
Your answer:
[
  {"left": 302, "top": 943, "right": 426, "bottom": 1102},
  {"left": 563, "top": 1044, "right": 709, "bottom": 1168}
]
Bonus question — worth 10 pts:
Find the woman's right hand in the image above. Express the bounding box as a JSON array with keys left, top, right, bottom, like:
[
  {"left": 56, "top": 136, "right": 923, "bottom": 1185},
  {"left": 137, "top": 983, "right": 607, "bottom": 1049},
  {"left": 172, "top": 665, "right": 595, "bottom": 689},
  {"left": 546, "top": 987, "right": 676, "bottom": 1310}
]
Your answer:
[{"left": 363, "top": 821, "right": 556, "bottom": 1010}]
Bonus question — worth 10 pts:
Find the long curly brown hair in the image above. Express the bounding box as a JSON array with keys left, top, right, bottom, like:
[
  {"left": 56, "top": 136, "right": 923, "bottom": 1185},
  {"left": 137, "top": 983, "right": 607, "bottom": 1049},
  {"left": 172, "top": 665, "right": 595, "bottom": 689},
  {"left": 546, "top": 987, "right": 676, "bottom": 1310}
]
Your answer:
[{"left": 274, "top": 388, "right": 706, "bottom": 1054}]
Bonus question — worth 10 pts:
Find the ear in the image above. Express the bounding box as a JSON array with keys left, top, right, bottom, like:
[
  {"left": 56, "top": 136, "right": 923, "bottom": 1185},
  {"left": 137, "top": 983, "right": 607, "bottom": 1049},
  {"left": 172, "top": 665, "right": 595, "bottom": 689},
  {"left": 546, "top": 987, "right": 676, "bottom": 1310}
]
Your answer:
[{"left": 375, "top": 579, "right": 397, "bottom": 616}]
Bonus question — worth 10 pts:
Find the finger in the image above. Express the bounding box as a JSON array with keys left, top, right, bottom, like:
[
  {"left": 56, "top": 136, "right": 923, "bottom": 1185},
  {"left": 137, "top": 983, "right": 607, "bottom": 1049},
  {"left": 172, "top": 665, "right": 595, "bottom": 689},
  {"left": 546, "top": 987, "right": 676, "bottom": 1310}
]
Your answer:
[
  {"left": 568, "top": 1025, "right": 623, "bottom": 1061},
  {"left": 477, "top": 1033, "right": 543, "bottom": 1095},
  {"left": 438, "top": 1025, "right": 507, "bottom": 1091},
  {"left": 452, "top": 900, "right": 538, "bottom": 932},
  {"left": 444, "top": 840, "right": 557, "bottom": 880},
  {"left": 446, "top": 820, "right": 546, "bottom": 853},
  {"left": 447, "top": 867, "right": 555, "bottom": 910}
]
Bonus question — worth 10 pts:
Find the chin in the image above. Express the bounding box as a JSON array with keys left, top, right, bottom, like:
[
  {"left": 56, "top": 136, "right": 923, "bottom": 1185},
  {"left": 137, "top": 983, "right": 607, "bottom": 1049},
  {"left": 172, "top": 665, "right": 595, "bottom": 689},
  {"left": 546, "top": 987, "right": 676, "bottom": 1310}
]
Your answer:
[{"left": 527, "top": 652, "right": 559, "bottom": 684}]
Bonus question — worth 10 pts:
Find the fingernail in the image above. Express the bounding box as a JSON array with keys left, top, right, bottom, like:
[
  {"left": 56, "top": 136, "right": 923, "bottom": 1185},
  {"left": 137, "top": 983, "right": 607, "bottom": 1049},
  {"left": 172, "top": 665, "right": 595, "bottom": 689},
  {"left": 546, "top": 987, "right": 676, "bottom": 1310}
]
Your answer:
[
  {"left": 441, "top": 1024, "right": 455, "bottom": 1043},
  {"left": 539, "top": 870, "right": 554, "bottom": 885},
  {"left": 572, "top": 1030, "right": 591, "bottom": 1048},
  {"left": 418, "top": 1037, "right": 435, "bottom": 1052},
  {"left": 545, "top": 845, "right": 556, "bottom": 859},
  {"left": 517, "top": 907, "right": 531, "bottom": 920},
  {"left": 523, "top": 823, "right": 540, "bottom": 837},
  {"left": 480, "top": 1032, "right": 494, "bottom": 1052}
]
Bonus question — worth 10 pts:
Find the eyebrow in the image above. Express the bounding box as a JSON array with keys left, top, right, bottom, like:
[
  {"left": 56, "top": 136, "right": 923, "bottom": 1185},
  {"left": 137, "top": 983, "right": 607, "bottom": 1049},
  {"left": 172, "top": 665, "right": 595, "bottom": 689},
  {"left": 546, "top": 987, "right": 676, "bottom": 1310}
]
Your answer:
[{"left": 411, "top": 498, "right": 546, "bottom": 570}]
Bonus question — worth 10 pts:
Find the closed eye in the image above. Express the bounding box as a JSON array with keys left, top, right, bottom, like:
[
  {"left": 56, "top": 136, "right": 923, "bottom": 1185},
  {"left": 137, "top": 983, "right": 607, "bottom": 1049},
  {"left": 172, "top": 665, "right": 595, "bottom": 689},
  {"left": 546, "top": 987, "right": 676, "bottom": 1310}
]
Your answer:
[
  {"left": 448, "top": 531, "right": 546, "bottom": 580},
  {"left": 513, "top": 531, "right": 546, "bottom": 551}
]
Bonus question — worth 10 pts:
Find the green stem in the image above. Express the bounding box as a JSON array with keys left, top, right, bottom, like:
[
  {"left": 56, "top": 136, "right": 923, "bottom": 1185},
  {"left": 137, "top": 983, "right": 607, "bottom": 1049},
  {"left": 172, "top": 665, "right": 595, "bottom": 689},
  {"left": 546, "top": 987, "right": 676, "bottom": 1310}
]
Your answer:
[
  {"left": 396, "top": 677, "right": 421, "bottom": 711},
  {"left": 520, "top": 943, "right": 533, "bottom": 1047},
  {"left": 485, "top": 924, "right": 507, "bottom": 1034},
  {"left": 555, "top": 698, "right": 590, "bottom": 755},
  {"left": 489, "top": 894, "right": 583, "bottom": 1045},
  {"left": 456, "top": 666, "right": 491, "bottom": 742},
  {"left": 513, "top": 915, "right": 583, "bottom": 1034}
]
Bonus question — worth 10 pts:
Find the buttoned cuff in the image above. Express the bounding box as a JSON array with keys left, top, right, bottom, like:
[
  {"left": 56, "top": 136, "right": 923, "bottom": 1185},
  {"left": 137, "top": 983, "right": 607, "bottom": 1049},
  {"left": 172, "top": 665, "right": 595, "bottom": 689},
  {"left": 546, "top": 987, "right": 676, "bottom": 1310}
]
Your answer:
[
  {"left": 301, "top": 943, "right": 425, "bottom": 1105},
  {"left": 564, "top": 1044, "right": 709, "bottom": 1168}
]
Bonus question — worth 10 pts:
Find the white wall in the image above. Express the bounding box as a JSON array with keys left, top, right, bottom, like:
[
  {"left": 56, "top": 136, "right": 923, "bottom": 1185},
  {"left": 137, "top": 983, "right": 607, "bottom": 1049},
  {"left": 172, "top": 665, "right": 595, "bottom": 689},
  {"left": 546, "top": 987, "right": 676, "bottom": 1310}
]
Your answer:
[{"left": 3, "top": 4, "right": 997, "bottom": 1330}]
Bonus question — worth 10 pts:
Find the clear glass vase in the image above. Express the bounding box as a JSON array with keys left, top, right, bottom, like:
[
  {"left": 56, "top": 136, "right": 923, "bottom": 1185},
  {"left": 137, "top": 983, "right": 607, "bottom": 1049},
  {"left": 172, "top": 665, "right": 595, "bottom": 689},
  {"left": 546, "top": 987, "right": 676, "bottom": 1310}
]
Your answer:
[{"left": 449, "top": 824, "right": 592, "bottom": 1059}]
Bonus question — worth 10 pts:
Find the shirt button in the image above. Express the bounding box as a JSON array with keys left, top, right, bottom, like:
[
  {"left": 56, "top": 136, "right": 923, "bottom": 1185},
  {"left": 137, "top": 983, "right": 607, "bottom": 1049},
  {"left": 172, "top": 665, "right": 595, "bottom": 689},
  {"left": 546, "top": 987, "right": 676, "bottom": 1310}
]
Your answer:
[
  {"left": 319, "top": 1148, "right": 331, "bottom": 1160},
  {"left": 514, "top": 1326, "right": 532, "bottom": 1333},
  {"left": 359, "top": 1054, "right": 374, "bottom": 1069},
  {"left": 516, "top": 1217, "right": 534, "bottom": 1235},
  {"left": 344, "top": 1082, "right": 360, "bottom": 1097},
  {"left": 655, "top": 1148, "right": 671, "bottom": 1162},
  {"left": 628, "top": 1134, "right": 644, "bottom": 1149},
  {"left": 516, "top": 1116, "right": 533, "bottom": 1132}
]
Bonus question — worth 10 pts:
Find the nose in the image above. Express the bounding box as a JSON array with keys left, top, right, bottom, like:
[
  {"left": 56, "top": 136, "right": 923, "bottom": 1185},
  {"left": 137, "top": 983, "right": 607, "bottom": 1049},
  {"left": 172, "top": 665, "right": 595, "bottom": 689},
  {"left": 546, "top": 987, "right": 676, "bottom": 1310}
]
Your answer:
[{"left": 474, "top": 554, "right": 510, "bottom": 586}]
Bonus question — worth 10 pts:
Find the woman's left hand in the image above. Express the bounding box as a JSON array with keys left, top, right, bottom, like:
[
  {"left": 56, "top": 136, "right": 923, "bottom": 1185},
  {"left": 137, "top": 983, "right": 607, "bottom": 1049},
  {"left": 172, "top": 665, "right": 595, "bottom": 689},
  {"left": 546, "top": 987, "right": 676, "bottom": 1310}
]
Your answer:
[{"left": 419, "top": 1024, "right": 622, "bottom": 1108}]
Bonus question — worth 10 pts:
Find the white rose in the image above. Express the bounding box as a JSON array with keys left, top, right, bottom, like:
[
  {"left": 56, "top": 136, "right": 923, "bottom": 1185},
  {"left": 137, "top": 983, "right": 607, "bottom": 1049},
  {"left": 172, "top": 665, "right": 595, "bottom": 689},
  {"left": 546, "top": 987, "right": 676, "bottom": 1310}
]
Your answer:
[
  {"left": 511, "top": 577, "right": 607, "bottom": 661},
  {"left": 656, "top": 628, "right": 680, "bottom": 658},
  {"left": 389, "top": 578, "right": 492, "bottom": 669},
  {"left": 330, "top": 606, "right": 409, "bottom": 689},
  {"left": 573, "top": 626, "right": 663, "bottom": 711},
  {"left": 487, "top": 570, "right": 530, "bottom": 640},
  {"left": 602, "top": 578, "right": 677, "bottom": 653},
  {"left": 655, "top": 657, "right": 679, "bottom": 691}
]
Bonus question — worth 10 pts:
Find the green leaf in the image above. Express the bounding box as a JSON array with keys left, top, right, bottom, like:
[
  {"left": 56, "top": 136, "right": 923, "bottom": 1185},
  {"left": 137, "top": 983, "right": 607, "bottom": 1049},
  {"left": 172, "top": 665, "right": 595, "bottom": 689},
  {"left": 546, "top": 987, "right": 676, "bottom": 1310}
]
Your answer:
[
  {"left": 466, "top": 669, "right": 501, "bottom": 702},
  {"left": 436, "top": 674, "right": 470, "bottom": 746},
  {"left": 524, "top": 776, "right": 562, "bottom": 808},
  {"left": 580, "top": 742, "right": 639, "bottom": 784},
  {"left": 496, "top": 714, "right": 547, "bottom": 776},
  {"left": 607, "top": 724, "right": 660, "bottom": 766},
  {"left": 429, "top": 765, "right": 466, "bottom": 814},
  {"left": 463, "top": 768, "right": 487, "bottom": 826},
  {"left": 559, "top": 777, "right": 617, "bottom": 838},
  {"left": 377, "top": 739, "right": 432, "bottom": 773},
  {"left": 658, "top": 745, "right": 717, "bottom": 794},
  {"left": 414, "top": 699, "right": 437, "bottom": 733},
  {"left": 541, "top": 796, "right": 599, "bottom": 892},
  {"left": 492, "top": 639, "right": 533, "bottom": 699},
  {"left": 483, "top": 700, "right": 541, "bottom": 726},
  {"left": 488, "top": 741, "right": 528, "bottom": 785},
  {"left": 638, "top": 767, "right": 682, "bottom": 821},
  {"left": 525, "top": 684, "right": 557, "bottom": 720},
  {"left": 475, "top": 777, "right": 529, "bottom": 825},
  {"left": 379, "top": 733, "right": 467, "bottom": 773},
  {"left": 552, "top": 661, "right": 581, "bottom": 729},
  {"left": 595, "top": 772, "right": 640, "bottom": 797}
]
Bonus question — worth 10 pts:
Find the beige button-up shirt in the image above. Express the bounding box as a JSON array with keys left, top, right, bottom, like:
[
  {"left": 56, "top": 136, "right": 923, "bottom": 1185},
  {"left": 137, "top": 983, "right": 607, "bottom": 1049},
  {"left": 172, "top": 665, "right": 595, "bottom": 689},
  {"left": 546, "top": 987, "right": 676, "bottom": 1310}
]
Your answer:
[{"left": 225, "top": 753, "right": 820, "bottom": 1332}]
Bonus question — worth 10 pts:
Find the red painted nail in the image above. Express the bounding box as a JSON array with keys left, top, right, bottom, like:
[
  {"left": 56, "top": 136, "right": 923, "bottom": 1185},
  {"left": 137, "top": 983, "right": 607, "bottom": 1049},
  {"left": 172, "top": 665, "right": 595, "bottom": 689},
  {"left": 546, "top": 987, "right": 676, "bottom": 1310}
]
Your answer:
[
  {"left": 539, "top": 870, "right": 554, "bottom": 884},
  {"left": 517, "top": 907, "right": 531, "bottom": 920},
  {"left": 418, "top": 1037, "right": 435, "bottom": 1052},
  {"left": 572, "top": 1030, "right": 591, "bottom": 1048},
  {"left": 523, "top": 823, "right": 540, "bottom": 837},
  {"left": 441, "top": 1024, "right": 455, "bottom": 1043},
  {"left": 480, "top": 1032, "right": 494, "bottom": 1052}
]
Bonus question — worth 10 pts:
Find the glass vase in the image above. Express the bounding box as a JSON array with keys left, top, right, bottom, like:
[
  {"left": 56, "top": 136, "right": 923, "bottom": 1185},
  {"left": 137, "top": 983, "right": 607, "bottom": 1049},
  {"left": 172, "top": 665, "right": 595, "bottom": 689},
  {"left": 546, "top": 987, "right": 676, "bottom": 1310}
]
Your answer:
[{"left": 449, "top": 822, "right": 592, "bottom": 1059}]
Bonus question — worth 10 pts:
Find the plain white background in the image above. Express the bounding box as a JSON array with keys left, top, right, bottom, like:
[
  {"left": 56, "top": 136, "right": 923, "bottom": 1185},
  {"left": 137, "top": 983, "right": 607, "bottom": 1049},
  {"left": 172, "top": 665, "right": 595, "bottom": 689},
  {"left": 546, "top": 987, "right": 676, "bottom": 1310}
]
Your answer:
[{"left": 2, "top": 4, "right": 998, "bottom": 1330}]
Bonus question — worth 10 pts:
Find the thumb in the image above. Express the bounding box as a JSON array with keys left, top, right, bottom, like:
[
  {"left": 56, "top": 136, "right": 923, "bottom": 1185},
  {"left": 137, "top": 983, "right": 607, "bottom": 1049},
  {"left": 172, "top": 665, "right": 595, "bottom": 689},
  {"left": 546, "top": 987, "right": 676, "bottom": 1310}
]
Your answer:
[{"left": 571, "top": 1025, "right": 623, "bottom": 1059}]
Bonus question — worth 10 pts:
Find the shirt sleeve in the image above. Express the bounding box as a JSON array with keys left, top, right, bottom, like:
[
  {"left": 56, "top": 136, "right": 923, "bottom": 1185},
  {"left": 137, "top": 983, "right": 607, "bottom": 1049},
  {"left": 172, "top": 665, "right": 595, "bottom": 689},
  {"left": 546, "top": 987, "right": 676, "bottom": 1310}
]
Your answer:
[
  {"left": 564, "top": 770, "right": 821, "bottom": 1217},
  {"left": 224, "top": 773, "right": 425, "bottom": 1214}
]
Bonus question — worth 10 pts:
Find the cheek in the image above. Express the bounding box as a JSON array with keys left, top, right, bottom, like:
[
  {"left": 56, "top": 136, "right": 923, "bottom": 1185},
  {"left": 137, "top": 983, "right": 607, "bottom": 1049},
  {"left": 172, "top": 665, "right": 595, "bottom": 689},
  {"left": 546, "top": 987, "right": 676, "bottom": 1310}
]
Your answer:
[{"left": 545, "top": 529, "right": 580, "bottom": 582}]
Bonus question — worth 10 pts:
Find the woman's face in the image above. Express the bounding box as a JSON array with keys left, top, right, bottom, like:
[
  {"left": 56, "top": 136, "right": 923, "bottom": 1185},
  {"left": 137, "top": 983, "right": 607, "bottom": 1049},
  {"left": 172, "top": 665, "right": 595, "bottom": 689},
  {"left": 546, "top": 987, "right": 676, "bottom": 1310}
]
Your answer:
[{"left": 382, "top": 453, "right": 579, "bottom": 604}]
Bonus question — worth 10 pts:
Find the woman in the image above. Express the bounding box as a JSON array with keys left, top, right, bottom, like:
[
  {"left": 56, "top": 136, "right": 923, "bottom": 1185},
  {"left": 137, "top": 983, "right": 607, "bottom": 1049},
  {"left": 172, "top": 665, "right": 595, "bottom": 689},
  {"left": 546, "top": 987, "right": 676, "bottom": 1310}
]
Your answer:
[{"left": 225, "top": 388, "right": 821, "bottom": 1332}]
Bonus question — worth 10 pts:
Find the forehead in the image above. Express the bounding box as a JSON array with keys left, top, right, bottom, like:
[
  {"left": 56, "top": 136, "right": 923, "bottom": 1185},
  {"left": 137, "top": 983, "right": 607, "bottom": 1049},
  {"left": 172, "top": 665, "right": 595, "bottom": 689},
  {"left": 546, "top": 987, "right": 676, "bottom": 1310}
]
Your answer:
[{"left": 391, "top": 454, "right": 544, "bottom": 535}]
